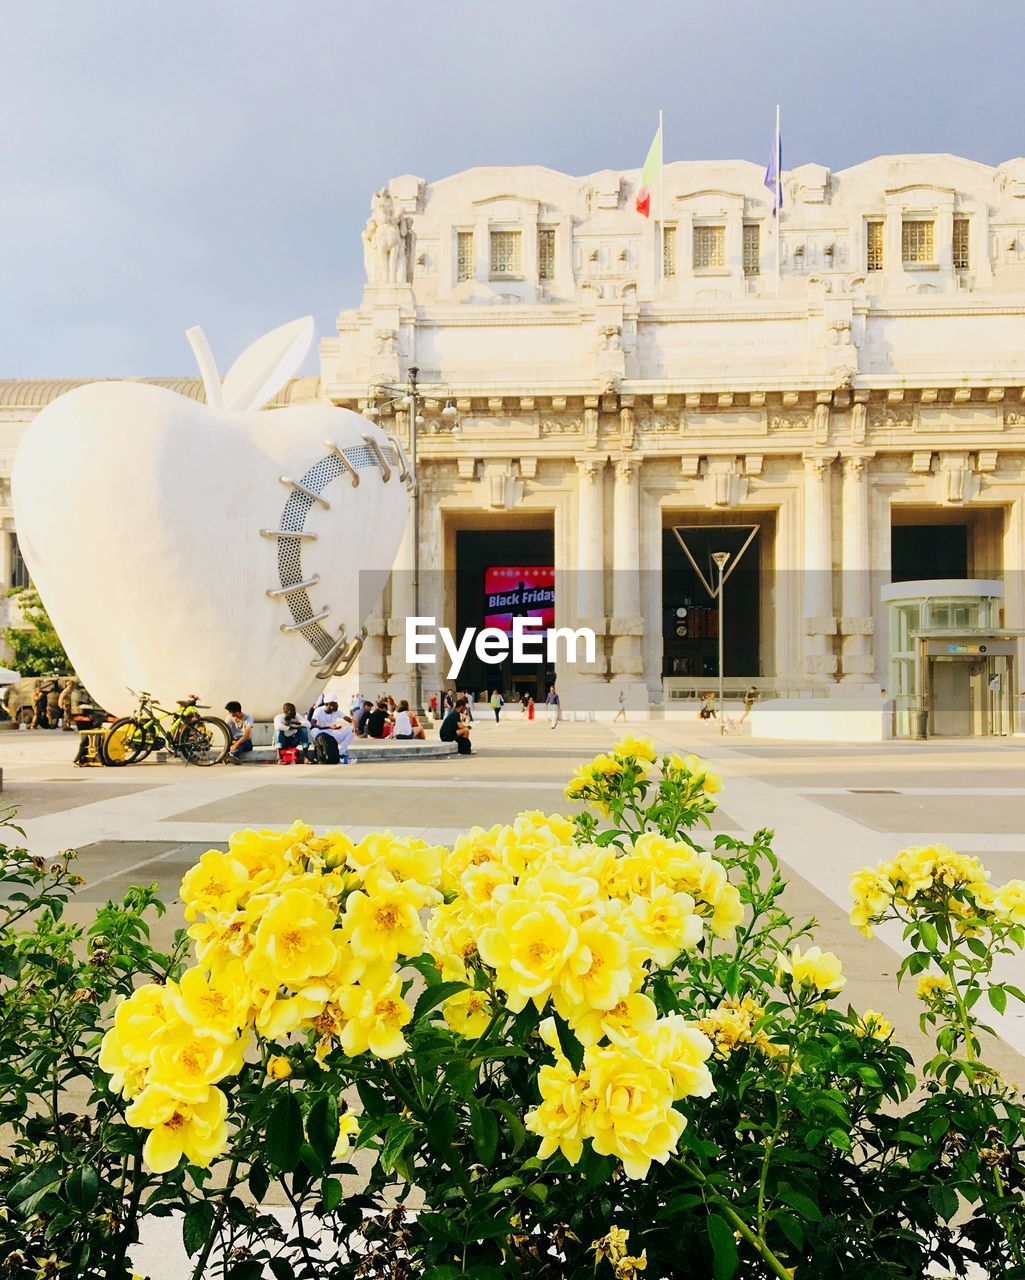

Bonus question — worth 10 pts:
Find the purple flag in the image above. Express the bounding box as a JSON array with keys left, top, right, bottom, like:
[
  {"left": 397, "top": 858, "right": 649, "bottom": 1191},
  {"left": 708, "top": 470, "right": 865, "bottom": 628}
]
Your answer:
[{"left": 764, "top": 105, "right": 782, "bottom": 216}]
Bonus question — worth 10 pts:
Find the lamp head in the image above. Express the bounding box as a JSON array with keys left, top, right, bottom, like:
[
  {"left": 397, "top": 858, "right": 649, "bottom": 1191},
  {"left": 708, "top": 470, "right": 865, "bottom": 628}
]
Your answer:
[{"left": 711, "top": 551, "right": 730, "bottom": 571}]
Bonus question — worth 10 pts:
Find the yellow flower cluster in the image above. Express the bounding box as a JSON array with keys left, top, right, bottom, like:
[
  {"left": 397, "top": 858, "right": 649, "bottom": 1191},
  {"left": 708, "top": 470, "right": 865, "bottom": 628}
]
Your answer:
[
  {"left": 525, "top": 1013, "right": 713, "bottom": 1180},
  {"left": 565, "top": 737, "right": 722, "bottom": 815},
  {"left": 698, "top": 994, "right": 782, "bottom": 1059},
  {"left": 102, "top": 822, "right": 446, "bottom": 1171},
  {"left": 428, "top": 815, "right": 742, "bottom": 1039},
  {"left": 850, "top": 844, "right": 1001, "bottom": 937}
]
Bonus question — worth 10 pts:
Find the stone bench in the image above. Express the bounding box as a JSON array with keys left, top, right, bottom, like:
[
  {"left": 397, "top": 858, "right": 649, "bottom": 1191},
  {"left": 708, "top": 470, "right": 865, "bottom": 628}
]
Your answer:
[{"left": 251, "top": 739, "right": 458, "bottom": 764}]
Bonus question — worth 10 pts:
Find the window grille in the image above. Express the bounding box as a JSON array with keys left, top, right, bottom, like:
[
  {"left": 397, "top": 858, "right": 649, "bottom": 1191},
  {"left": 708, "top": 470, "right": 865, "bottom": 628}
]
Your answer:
[
  {"left": 902, "top": 219, "right": 935, "bottom": 265},
  {"left": 866, "top": 220, "right": 884, "bottom": 272},
  {"left": 489, "top": 230, "right": 521, "bottom": 276},
  {"left": 9, "top": 534, "right": 29, "bottom": 590},
  {"left": 662, "top": 226, "right": 677, "bottom": 277},
  {"left": 743, "top": 223, "right": 760, "bottom": 276},
  {"left": 538, "top": 228, "right": 555, "bottom": 280},
  {"left": 456, "top": 231, "right": 474, "bottom": 282},
  {"left": 693, "top": 224, "right": 725, "bottom": 270},
  {"left": 953, "top": 218, "right": 970, "bottom": 270}
]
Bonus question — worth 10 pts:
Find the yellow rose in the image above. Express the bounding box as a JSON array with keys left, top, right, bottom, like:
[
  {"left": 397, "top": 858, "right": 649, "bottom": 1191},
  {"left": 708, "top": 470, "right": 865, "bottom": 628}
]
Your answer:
[
  {"left": 553, "top": 915, "right": 637, "bottom": 1021},
  {"left": 180, "top": 849, "right": 250, "bottom": 924},
  {"left": 126, "top": 1084, "right": 228, "bottom": 1173},
  {"left": 443, "top": 988, "right": 493, "bottom": 1038},
  {"left": 626, "top": 885, "right": 703, "bottom": 966},
  {"left": 100, "top": 984, "right": 172, "bottom": 1098},
  {"left": 612, "top": 736, "right": 657, "bottom": 765},
  {"left": 169, "top": 965, "right": 249, "bottom": 1041},
  {"left": 337, "top": 972, "right": 412, "bottom": 1059},
  {"left": 849, "top": 866, "right": 894, "bottom": 937},
  {"left": 777, "top": 944, "right": 846, "bottom": 997},
  {"left": 341, "top": 874, "right": 429, "bottom": 966},
  {"left": 265, "top": 1055, "right": 293, "bottom": 1080},
  {"left": 253, "top": 983, "right": 329, "bottom": 1039},
  {"left": 623, "top": 1013, "right": 714, "bottom": 1102},
  {"left": 698, "top": 995, "right": 765, "bottom": 1058},
  {"left": 524, "top": 1055, "right": 589, "bottom": 1165},
  {"left": 477, "top": 898, "right": 578, "bottom": 1013},
  {"left": 854, "top": 1009, "right": 893, "bottom": 1041},
  {"left": 916, "top": 973, "right": 951, "bottom": 1001},
  {"left": 245, "top": 887, "right": 339, "bottom": 991},
  {"left": 347, "top": 832, "right": 444, "bottom": 892},
  {"left": 994, "top": 879, "right": 1025, "bottom": 926},
  {"left": 145, "top": 1020, "right": 247, "bottom": 1103},
  {"left": 570, "top": 991, "right": 659, "bottom": 1048},
  {"left": 334, "top": 1109, "right": 360, "bottom": 1159},
  {"left": 583, "top": 1044, "right": 685, "bottom": 1180}
]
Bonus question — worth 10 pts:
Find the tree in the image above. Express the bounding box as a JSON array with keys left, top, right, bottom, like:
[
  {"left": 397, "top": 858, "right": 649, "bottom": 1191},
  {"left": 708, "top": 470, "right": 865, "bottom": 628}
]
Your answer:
[{"left": 3, "top": 588, "right": 72, "bottom": 675}]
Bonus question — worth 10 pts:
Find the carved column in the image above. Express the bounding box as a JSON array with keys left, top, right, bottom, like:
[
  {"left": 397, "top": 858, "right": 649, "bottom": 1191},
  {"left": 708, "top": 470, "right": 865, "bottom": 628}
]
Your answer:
[
  {"left": 802, "top": 454, "right": 838, "bottom": 680},
  {"left": 840, "top": 454, "right": 875, "bottom": 682},
  {"left": 611, "top": 457, "right": 644, "bottom": 677},
  {"left": 576, "top": 458, "right": 607, "bottom": 641}
]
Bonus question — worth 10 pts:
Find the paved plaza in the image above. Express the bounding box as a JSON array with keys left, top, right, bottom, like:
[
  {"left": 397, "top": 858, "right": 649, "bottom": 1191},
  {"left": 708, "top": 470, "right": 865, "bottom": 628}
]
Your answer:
[{"left": 3, "top": 717, "right": 1025, "bottom": 1075}]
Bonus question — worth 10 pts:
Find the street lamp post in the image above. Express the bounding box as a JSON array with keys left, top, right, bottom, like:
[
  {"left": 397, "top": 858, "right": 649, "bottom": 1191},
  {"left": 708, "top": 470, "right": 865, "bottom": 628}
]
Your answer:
[
  {"left": 712, "top": 551, "right": 730, "bottom": 735},
  {"left": 366, "top": 371, "right": 457, "bottom": 721},
  {"left": 407, "top": 366, "right": 424, "bottom": 720}
]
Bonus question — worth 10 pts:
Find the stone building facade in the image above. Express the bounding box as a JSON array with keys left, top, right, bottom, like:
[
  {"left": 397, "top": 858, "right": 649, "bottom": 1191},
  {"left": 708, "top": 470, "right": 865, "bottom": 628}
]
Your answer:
[{"left": 4, "top": 153, "right": 1025, "bottom": 728}]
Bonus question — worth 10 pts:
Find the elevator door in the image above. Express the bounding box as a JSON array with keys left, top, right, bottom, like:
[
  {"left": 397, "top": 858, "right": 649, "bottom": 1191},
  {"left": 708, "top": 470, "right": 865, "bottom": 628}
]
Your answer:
[{"left": 931, "top": 659, "right": 972, "bottom": 737}]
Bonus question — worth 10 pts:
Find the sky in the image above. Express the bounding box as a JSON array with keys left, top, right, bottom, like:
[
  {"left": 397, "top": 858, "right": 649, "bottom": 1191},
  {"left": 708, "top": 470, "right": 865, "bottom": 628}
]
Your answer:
[{"left": 4, "top": 0, "right": 1025, "bottom": 378}]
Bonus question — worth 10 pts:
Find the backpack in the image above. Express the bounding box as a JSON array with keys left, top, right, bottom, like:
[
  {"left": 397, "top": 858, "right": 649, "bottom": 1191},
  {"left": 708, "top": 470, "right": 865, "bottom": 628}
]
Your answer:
[{"left": 315, "top": 733, "right": 340, "bottom": 765}]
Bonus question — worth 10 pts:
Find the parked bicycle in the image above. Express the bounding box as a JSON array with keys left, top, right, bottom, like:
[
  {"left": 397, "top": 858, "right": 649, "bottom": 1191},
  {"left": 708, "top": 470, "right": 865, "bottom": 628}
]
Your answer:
[{"left": 100, "top": 690, "right": 231, "bottom": 767}]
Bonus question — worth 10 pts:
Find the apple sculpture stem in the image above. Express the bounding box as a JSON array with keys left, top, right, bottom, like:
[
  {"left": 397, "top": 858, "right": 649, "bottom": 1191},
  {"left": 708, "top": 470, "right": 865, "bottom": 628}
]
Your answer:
[{"left": 12, "top": 318, "right": 413, "bottom": 721}]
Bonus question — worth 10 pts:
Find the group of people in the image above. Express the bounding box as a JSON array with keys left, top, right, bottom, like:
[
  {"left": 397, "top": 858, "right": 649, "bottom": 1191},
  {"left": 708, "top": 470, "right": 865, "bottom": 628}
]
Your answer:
[
  {"left": 2, "top": 676, "right": 80, "bottom": 730},
  {"left": 222, "top": 692, "right": 435, "bottom": 765}
]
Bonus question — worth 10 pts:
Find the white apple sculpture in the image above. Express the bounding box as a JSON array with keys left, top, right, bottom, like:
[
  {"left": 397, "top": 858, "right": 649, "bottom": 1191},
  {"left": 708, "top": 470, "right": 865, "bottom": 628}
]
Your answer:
[{"left": 12, "top": 317, "right": 412, "bottom": 720}]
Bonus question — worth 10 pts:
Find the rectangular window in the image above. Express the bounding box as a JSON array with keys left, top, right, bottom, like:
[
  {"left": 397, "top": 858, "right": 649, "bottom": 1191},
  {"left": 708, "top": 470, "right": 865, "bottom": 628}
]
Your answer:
[
  {"left": 9, "top": 533, "right": 29, "bottom": 591},
  {"left": 456, "top": 231, "right": 474, "bottom": 282},
  {"left": 489, "top": 230, "right": 521, "bottom": 277},
  {"left": 662, "top": 226, "right": 677, "bottom": 277},
  {"left": 743, "top": 223, "right": 760, "bottom": 276},
  {"left": 902, "top": 219, "right": 935, "bottom": 265},
  {"left": 866, "top": 220, "right": 884, "bottom": 272},
  {"left": 953, "top": 217, "right": 970, "bottom": 270},
  {"left": 538, "top": 228, "right": 555, "bottom": 280},
  {"left": 693, "top": 224, "right": 725, "bottom": 270}
]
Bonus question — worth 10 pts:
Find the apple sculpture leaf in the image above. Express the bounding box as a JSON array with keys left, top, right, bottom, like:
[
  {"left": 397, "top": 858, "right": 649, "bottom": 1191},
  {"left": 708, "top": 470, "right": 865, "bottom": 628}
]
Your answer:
[{"left": 12, "top": 318, "right": 411, "bottom": 719}]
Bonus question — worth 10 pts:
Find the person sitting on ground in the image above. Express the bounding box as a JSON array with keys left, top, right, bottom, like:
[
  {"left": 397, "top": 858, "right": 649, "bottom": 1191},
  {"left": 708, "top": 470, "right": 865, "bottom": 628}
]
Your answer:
[
  {"left": 366, "top": 700, "right": 392, "bottom": 739},
  {"left": 352, "top": 700, "right": 373, "bottom": 736},
  {"left": 408, "top": 706, "right": 427, "bottom": 740},
  {"left": 273, "top": 702, "right": 310, "bottom": 762},
  {"left": 439, "top": 696, "right": 472, "bottom": 755},
  {"left": 310, "top": 699, "right": 354, "bottom": 759},
  {"left": 393, "top": 699, "right": 415, "bottom": 740},
  {"left": 224, "top": 701, "right": 254, "bottom": 763}
]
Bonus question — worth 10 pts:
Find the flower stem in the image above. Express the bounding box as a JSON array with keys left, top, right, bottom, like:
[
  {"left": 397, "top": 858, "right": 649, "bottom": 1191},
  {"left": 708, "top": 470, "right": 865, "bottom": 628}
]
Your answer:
[{"left": 677, "top": 1158, "right": 793, "bottom": 1280}]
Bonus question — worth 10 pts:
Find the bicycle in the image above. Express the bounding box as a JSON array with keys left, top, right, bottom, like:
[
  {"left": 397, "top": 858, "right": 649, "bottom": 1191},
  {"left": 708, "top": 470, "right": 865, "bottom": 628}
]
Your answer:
[{"left": 100, "top": 689, "right": 231, "bottom": 767}]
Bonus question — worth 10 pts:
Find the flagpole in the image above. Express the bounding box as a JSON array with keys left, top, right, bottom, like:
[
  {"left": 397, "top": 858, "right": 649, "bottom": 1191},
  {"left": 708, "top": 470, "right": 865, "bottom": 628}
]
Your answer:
[
  {"left": 774, "top": 103, "right": 781, "bottom": 299},
  {"left": 658, "top": 108, "right": 665, "bottom": 293}
]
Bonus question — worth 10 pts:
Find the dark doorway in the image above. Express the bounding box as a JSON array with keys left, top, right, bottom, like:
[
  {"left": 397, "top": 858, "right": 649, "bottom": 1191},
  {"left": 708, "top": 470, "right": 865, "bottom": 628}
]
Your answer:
[
  {"left": 891, "top": 525, "right": 967, "bottom": 583},
  {"left": 662, "top": 527, "right": 761, "bottom": 678},
  {"left": 454, "top": 528, "right": 555, "bottom": 700}
]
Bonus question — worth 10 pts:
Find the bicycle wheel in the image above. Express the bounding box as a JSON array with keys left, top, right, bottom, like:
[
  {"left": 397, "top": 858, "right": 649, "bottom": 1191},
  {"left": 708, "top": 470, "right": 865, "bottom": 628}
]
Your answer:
[
  {"left": 100, "top": 717, "right": 154, "bottom": 766},
  {"left": 177, "top": 716, "right": 231, "bottom": 766}
]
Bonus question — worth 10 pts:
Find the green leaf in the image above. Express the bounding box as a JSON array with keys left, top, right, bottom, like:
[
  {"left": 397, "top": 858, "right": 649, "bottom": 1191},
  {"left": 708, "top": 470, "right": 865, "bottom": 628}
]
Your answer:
[
  {"left": 708, "top": 1212, "right": 739, "bottom": 1279},
  {"left": 780, "top": 1186, "right": 821, "bottom": 1222},
  {"left": 270, "top": 1260, "right": 294, "bottom": 1280},
  {"left": 266, "top": 1092, "right": 304, "bottom": 1172},
  {"left": 471, "top": 1102, "right": 499, "bottom": 1164},
  {"left": 182, "top": 1200, "right": 215, "bottom": 1257},
  {"left": 228, "top": 1263, "right": 264, "bottom": 1280},
  {"left": 552, "top": 1013, "right": 584, "bottom": 1073},
  {"left": 65, "top": 1166, "right": 99, "bottom": 1211},
  {"left": 918, "top": 920, "right": 938, "bottom": 951},
  {"left": 413, "top": 980, "right": 468, "bottom": 1021},
  {"left": 248, "top": 1162, "right": 270, "bottom": 1203},
  {"left": 928, "top": 1183, "right": 959, "bottom": 1221},
  {"left": 491, "top": 1098, "right": 527, "bottom": 1155},
  {"left": 321, "top": 1177, "right": 343, "bottom": 1212},
  {"left": 380, "top": 1118, "right": 416, "bottom": 1173},
  {"left": 490, "top": 1176, "right": 523, "bottom": 1193},
  {"left": 307, "top": 1094, "right": 340, "bottom": 1163},
  {"left": 988, "top": 985, "right": 1008, "bottom": 1015},
  {"left": 776, "top": 1213, "right": 804, "bottom": 1249}
]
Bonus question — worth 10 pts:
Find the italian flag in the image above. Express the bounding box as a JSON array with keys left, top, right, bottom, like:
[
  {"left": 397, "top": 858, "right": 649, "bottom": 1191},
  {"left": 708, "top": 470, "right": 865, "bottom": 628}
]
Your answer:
[{"left": 636, "top": 124, "right": 662, "bottom": 218}]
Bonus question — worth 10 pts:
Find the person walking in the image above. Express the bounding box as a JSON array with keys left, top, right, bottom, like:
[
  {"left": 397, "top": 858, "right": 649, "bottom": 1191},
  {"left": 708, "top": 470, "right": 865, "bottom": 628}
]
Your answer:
[
  {"left": 613, "top": 689, "right": 626, "bottom": 723},
  {"left": 489, "top": 689, "right": 504, "bottom": 723},
  {"left": 545, "top": 684, "right": 560, "bottom": 730},
  {"left": 527, "top": 694, "right": 535, "bottom": 721}
]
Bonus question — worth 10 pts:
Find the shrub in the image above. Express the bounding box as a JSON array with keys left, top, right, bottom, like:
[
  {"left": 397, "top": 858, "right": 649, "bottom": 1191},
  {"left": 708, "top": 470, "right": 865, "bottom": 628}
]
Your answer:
[{"left": 1, "top": 742, "right": 1023, "bottom": 1278}]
